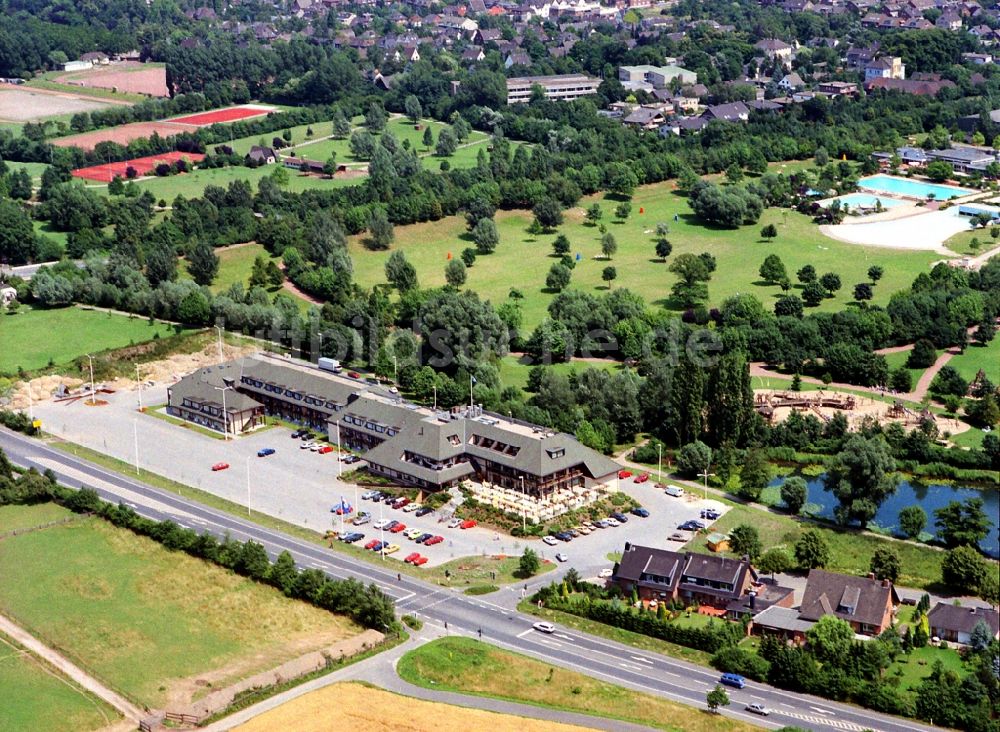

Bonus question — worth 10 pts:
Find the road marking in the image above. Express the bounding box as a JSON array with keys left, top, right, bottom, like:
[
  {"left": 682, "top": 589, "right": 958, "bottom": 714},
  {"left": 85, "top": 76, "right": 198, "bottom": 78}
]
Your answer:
[
  {"left": 555, "top": 633, "right": 573, "bottom": 640},
  {"left": 537, "top": 638, "right": 562, "bottom": 648},
  {"left": 811, "top": 706, "right": 833, "bottom": 715},
  {"left": 631, "top": 655, "right": 653, "bottom": 665},
  {"left": 619, "top": 662, "right": 644, "bottom": 671},
  {"left": 515, "top": 629, "right": 533, "bottom": 639}
]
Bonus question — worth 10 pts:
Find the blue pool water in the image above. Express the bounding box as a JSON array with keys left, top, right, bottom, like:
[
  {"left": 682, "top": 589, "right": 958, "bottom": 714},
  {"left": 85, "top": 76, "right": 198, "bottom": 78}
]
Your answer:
[
  {"left": 858, "top": 174, "right": 973, "bottom": 200},
  {"left": 769, "top": 474, "right": 999, "bottom": 557},
  {"left": 826, "top": 193, "right": 906, "bottom": 210}
]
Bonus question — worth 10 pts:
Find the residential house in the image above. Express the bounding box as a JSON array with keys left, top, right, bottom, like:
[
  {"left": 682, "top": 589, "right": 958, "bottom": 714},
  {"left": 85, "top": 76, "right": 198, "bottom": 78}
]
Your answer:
[
  {"left": 754, "top": 38, "right": 794, "bottom": 61},
  {"left": 474, "top": 27, "right": 503, "bottom": 45},
  {"left": 392, "top": 45, "right": 420, "bottom": 63},
  {"left": 846, "top": 44, "right": 879, "bottom": 69},
  {"left": 817, "top": 80, "right": 859, "bottom": 97},
  {"left": 461, "top": 46, "right": 486, "bottom": 63},
  {"left": 702, "top": 101, "right": 750, "bottom": 122},
  {"left": 622, "top": 105, "right": 668, "bottom": 130},
  {"left": 798, "top": 569, "right": 899, "bottom": 636},
  {"left": 958, "top": 108, "right": 1000, "bottom": 133},
  {"left": 928, "top": 603, "right": 1000, "bottom": 644},
  {"left": 505, "top": 51, "right": 532, "bottom": 68},
  {"left": 778, "top": 72, "right": 805, "bottom": 91},
  {"left": 962, "top": 52, "right": 994, "bottom": 65},
  {"left": 936, "top": 10, "right": 963, "bottom": 29},
  {"left": 248, "top": 146, "right": 278, "bottom": 165},
  {"left": 865, "top": 77, "right": 954, "bottom": 95},
  {"left": 618, "top": 64, "right": 697, "bottom": 92},
  {"left": 865, "top": 56, "right": 905, "bottom": 81}
]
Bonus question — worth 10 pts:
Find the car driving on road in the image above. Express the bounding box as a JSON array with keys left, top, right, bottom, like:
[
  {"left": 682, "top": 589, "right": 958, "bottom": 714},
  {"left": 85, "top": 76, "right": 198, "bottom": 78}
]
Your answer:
[
  {"left": 745, "top": 703, "right": 770, "bottom": 716},
  {"left": 533, "top": 622, "right": 555, "bottom": 634}
]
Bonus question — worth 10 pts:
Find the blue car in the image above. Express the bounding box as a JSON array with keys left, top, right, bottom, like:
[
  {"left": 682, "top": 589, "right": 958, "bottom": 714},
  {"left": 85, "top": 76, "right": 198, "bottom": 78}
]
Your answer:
[
  {"left": 719, "top": 673, "right": 746, "bottom": 689},
  {"left": 631, "top": 507, "right": 650, "bottom": 518},
  {"left": 257, "top": 447, "right": 275, "bottom": 457}
]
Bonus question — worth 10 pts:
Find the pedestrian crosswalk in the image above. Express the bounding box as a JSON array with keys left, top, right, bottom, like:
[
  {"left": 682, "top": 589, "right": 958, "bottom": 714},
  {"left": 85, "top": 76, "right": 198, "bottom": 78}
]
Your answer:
[{"left": 782, "top": 711, "right": 872, "bottom": 731}]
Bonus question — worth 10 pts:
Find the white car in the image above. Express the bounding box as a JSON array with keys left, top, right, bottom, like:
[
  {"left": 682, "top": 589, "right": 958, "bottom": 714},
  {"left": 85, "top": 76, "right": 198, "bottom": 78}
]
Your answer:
[
  {"left": 665, "top": 485, "right": 685, "bottom": 497},
  {"left": 745, "top": 703, "right": 770, "bottom": 716},
  {"left": 353, "top": 512, "right": 371, "bottom": 526},
  {"left": 373, "top": 519, "right": 391, "bottom": 530},
  {"left": 542, "top": 535, "right": 558, "bottom": 546},
  {"left": 605, "top": 517, "right": 620, "bottom": 527},
  {"left": 360, "top": 491, "right": 378, "bottom": 500},
  {"left": 533, "top": 622, "right": 555, "bottom": 634},
  {"left": 402, "top": 502, "right": 421, "bottom": 513},
  {"left": 555, "top": 552, "right": 568, "bottom": 562},
  {"left": 300, "top": 441, "right": 316, "bottom": 449},
  {"left": 598, "top": 568, "right": 613, "bottom": 578},
  {"left": 447, "top": 518, "right": 462, "bottom": 529}
]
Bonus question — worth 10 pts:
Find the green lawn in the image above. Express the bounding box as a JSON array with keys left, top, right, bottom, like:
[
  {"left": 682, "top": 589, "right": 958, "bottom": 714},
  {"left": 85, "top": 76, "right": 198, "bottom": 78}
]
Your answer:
[
  {"left": 0, "top": 305, "right": 187, "bottom": 375},
  {"left": 420, "top": 553, "right": 556, "bottom": 588},
  {"left": 942, "top": 226, "right": 999, "bottom": 255},
  {"left": 887, "top": 644, "right": 964, "bottom": 692},
  {"left": 0, "top": 508, "right": 359, "bottom": 707},
  {"left": 947, "top": 338, "right": 1000, "bottom": 383},
  {"left": 348, "top": 182, "right": 940, "bottom": 330},
  {"left": 32, "top": 219, "right": 68, "bottom": 255},
  {"left": 497, "top": 354, "right": 620, "bottom": 391},
  {"left": 11, "top": 161, "right": 50, "bottom": 184},
  {"left": 0, "top": 502, "right": 75, "bottom": 533},
  {"left": 882, "top": 349, "right": 926, "bottom": 386},
  {"left": 0, "top": 632, "right": 119, "bottom": 732},
  {"left": 397, "top": 637, "right": 757, "bottom": 732},
  {"left": 691, "top": 502, "right": 948, "bottom": 589}
]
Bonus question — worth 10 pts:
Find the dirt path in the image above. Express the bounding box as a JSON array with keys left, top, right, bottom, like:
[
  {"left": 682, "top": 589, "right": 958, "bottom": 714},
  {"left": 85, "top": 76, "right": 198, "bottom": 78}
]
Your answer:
[
  {"left": 0, "top": 613, "right": 147, "bottom": 721},
  {"left": 909, "top": 348, "right": 955, "bottom": 401},
  {"left": 281, "top": 276, "right": 324, "bottom": 305}
]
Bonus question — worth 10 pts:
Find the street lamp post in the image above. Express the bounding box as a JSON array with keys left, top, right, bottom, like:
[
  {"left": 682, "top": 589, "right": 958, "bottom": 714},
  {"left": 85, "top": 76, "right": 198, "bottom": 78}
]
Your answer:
[
  {"left": 697, "top": 468, "right": 715, "bottom": 502},
  {"left": 214, "top": 325, "right": 224, "bottom": 363},
  {"left": 657, "top": 443, "right": 663, "bottom": 486},
  {"left": 519, "top": 475, "right": 526, "bottom": 533},
  {"left": 132, "top": 420, "right": 140, "bottom": 475},
  {"left": 86, "top": 354, "right": 95, "bottom": 406},
  {"left": 135, "top": 363, "right": 142, "bottom": 412},
  {"left": 213, "top": 385, "right": 232, "bottom": 441}
]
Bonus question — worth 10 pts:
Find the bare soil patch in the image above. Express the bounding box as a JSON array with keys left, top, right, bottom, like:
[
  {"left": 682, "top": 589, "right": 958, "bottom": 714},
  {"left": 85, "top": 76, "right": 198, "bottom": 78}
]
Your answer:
[
  {"left": 235, "top": 681, "right": 593, "bottom": 732},
  {"left": 54, "top": 63, "right": 168, "bottom": 97},
  {"left": 0, "top": 86, "right": 112, "bottom": 122},
  {"left": 52, "top": 121, "right": 190, "bottom": 151}
]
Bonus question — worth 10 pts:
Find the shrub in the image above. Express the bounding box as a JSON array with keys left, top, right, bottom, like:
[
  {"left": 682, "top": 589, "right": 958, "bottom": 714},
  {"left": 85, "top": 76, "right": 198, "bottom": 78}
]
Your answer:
[{"left": 711, "top": 646, "right": 770, "bottom": 681}]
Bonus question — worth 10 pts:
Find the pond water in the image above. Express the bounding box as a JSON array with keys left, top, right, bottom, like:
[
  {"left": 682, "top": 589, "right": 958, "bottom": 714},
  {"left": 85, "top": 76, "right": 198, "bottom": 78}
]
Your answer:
[{"left": 769, "top": 474, "right": 1000, "bottom": 558}]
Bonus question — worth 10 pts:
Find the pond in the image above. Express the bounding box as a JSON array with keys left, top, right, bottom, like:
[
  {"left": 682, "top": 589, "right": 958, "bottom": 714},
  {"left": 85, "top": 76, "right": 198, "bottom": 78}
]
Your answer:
[{"left": 769, "top": 474, "right": 1000, "bottom": 558}]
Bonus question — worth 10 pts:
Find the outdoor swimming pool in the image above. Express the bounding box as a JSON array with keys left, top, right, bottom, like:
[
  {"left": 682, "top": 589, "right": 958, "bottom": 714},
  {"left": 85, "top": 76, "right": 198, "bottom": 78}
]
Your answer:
[
  {"left": 825, "top": 193, "right": 907, "bottom": 210},
  {"left": 858, "top": 174, "right": 974, "bottom": 200}
]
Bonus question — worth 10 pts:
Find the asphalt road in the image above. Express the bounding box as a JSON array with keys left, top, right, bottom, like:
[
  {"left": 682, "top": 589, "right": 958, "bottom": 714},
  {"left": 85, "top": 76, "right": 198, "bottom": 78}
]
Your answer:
[{"left": 0, "top": 427, "right": 943, "bottom": 732}]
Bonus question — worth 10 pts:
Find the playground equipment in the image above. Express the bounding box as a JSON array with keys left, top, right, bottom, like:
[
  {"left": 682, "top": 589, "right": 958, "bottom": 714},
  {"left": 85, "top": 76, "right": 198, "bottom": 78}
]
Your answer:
[{"left": 754, "top": 392, "right": 856, "bottom": 421}]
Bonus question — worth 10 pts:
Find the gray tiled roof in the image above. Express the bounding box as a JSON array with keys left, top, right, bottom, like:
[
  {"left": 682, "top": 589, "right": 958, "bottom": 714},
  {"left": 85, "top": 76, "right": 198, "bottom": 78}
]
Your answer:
[
  {"left": 799, "top": 569, "right": 898, "bottom": 627},
  {"left": 928, "top": 603, "right": 999, "bottom": 636}
]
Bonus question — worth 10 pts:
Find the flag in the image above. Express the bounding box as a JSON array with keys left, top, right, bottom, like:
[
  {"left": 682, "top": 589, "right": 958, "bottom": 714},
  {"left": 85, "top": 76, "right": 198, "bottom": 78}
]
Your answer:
[
  {"left": 339, "top": 496, "right": 353, "bottom": 514},
  {"left": 471, "top": 375, "right": 478, "bottom": 385}
]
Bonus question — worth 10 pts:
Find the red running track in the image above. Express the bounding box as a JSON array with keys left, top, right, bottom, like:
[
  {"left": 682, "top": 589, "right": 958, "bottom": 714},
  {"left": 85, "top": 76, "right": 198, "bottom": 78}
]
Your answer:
[{"left": 72, "top": 151, "right": 205, "bottom": 182}]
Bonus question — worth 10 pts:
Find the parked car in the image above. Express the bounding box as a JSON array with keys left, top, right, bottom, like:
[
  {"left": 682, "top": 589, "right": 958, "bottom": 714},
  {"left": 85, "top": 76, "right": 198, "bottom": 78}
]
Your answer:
[
  {"left": 668, "top": 532, "right": 688, "bottom": 542},
  {"left": 605, "top": 517, "right": 620, "bottom": 527},
  {"left": 533, "top": 622, "right": 556, "bottom": 634},
  {"left": 745, "top": 703, "right": 770, "bottom": 716},
  {"left": 381, "top": 544, "right": 400, "bottom": 555},
  {"left": 317, "top": 446, "right": 334, "bottom": 454},
  {"left": 665, "top": 485, "right": 685, "bottom": 498},
  {"left": 415, "top": 507, "right": 434, "bottom": 517},
  {"left": 598, "top": 568, "right": 613, "bottom": 578},
  {"left": 542, "top": 535, "right": 559, "bottom": 546},
  {"left": 574, "top": 525, "right": 591, "bottom": 535},
  {"left": 211, "top": 462, "right": 229, "bottom": 471},
  {"left": 389, "top": 523, "right": 407, "bottom": 533},
  {"left": 459, "top": 519, "right": 477, "bottom": 529},
  {"left": 371, "top": 541, "right": 387, "bottom": 552},
  {"left": 701, "top": 509, "right": 721, "bottom": 520},
  {"left": 290, "top": 429, "right": 305, "bottom": 438},
  {"left": 360, "top": 490, "right": 378, "bottom": 501},
  {"left": 393, "top": 498, "right": 411, "bottom": 509},
  {"left": 555, "top": 552, "right": 568, "bottom": 562},
  {"left": 411, "top": 555, "right": 428, "bottom": 566},
  {"left": 593, "top": 519, "right": 609, "bottom": 529},
  {"left": 617, "top": 470, "right": 632, "bottom": 479},
  {"left": 610, "top": 512, "right": 628, "bottom": 523},
  {"left": 404, "top": 552, "right": 421, "bottom": 563},
  {"left": 424, "top": 535, "right": 444, "bottom": 546},
  {"left": 373, "top": 519, "right": 390, "bottom": 530},
  {"left": 633, "top": 473, "right": 649, "bottom": 484},
  {"left": 347, "top": 371, "right": 361, "bottom": 379},
  {"left": 402, "top": 502, "right": 421, "bottom": 513},
  {"left": 631, "top": 507, "right": 650, "bottom": 518},
  {"left": 300, "top": 432, "right": 314, "bottom": 441},
  {"left": 309, "top": 443, "right": 321, "bottom": 452},
  {"left": 364, "top": 539, "right": 380, "bottom": 550},
  {"left": 554, "top": 531, "right": 572, "bottom": 542},
  {"left": 300, "top": 441, "right": 315, "bottom": 450},
  {"left": 719, "top": 673, "right": 746, "bottom": 689},
  {"left": 353, "top": 512, "right": 371, "bottom": 526},
  {"left": 341, "top": 532, "right": 365, "bottom": 543},
  {"left": 677, "top": 521, "right": 699, "bottom": 531},
  {"left": 382, "top": 494, "right": 398, "bottom": 504},
  {"left": 384, "top": 520, "right": 399, "bottom": 531},
  {"left": 343, "top": 455, "right": 361, "bottom": 464},
  {"left": 257, "top": 447, "right": 275, "bottom": 457},
  {"left": 690, "top": 519, "right": 707, "bottom": 529},
  {"left": 405, "top": 528, "right": 423, "bottom": 540},
  {"left": 447, "top": 518, "right": 462, "bottom": 529},
  {"left": 415, "top": 532, "right": 433, "bottom": 543}
]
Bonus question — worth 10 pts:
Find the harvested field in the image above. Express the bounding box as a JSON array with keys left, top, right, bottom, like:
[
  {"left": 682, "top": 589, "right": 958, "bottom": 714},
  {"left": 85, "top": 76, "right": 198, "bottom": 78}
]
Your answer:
[
  {"left": 72, "top": 151, "right": 205, "bottom": 182},
  {"left": 0, "top": 86, "right": 112, "bottom": 122},
  {"left": 54, "top": 63, "right": 168, "bottom": 97},
  {"left": 235, "top": 682, "right": 593, "bottom": 732},
  {"left": 52, "top": 121, "right": 189, "bottom": 151},
  {"left": 171, "top": 104, "right": 277, "bottom": 127}
]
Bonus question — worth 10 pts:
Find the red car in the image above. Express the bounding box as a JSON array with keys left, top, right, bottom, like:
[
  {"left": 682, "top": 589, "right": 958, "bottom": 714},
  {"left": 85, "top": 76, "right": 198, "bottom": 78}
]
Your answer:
[
  {"left": 347, "top": 371, "right": 361, "bottom": 379},
  {"left": 412, "top": 556, "right": 428, "bottom": 566},
  {"left": 364, "top": 539, "right": 380, "bottom": 550},
  {"left": 634, "top": 473, "right": 650, "bottom": 484},
  {"left": 424, "top": 535, "right": 444, "bottom": 546},
  {"left": 389, "top": 523, "right": 407, "bottom": 533},
  {"left": 404, "top": 552, "right": 421, "bottom": 563},
  {"left": 618, "top": 470, "right": 632, "bottom": 479},
  {"left": 211, "top": 462, "right": 230, "bottom": 471},
  {"left": 393, "top": 498, "right": 411, "bottom": 509},
  {"left": 317, "top": 445, "right": 334, "bottom": 454},
  {"left": 459, "top": 519, "right": 477, "bottom": 530}
]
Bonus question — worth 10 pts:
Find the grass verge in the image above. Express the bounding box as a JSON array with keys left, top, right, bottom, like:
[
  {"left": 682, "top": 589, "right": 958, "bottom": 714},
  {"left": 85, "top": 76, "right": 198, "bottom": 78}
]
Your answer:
[{"left": 397, "top": 637, "right": 754, "bottom": 732}]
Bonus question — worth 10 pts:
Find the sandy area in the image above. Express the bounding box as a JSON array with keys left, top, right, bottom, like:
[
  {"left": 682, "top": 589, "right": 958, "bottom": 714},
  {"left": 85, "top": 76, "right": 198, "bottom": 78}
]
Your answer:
[
  {"left": 54, "top": 63, "right": 168, "bottom": 97},
  {"left": 820, "top": 207, "right": 970, "bottom": 253},
  {"left": 7, "top": 341, "right": 259, "bottom": 411},
  {"left": 755, "top": 388, "right": 969, "bottom": 438},
  {"left": 234, "top": 682, "right": 593, "bottom": 732},
  {"left": 51, "top": 121, "right": 190, "bottom": 151},
  {"left": 0, "top": 86, "right": 112, "bottom": 122}
]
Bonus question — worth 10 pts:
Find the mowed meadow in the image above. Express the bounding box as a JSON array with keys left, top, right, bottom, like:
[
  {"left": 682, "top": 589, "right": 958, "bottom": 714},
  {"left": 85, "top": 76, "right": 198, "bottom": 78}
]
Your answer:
[
  {"left": 0, "top": 507, "right": 360, "bottom": 708},
  {"left": 347, "top": 181, "right": 940, "bottom": 330}
]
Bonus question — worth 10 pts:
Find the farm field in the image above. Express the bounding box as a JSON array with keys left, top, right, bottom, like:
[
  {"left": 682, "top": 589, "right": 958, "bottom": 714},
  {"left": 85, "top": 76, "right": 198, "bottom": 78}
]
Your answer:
[
  {"left": 397, "top": 637, "right": 757, "bottom": 732},
  {"left": 235, "top": 681, "right": 593, "bottom": 732},
  {"left": 0, "top": 632, "right": 120, "bottom": 732},
  {"left": 0, "top": 502, "right": 75, "bottom": 532},
  {"left": 52, "top": 120, "right": 190, "bottom": 151},
  {"left": 53, "top": 62, "right": 169, "bottom": 97},
  {"left": 170, "top": 104, "right": 278, "bottom": 127},
  {"left": 0, "top": 86, "right": 113, "bottom": 122},
  {"left": 0, "top": 506, "right": 360, "bottom": 708},
  {"left": 0, "top": 305, "right": 187, "bottom": 375},
  {"left": 346, "top": 182, "right": 941, "bottom": 330},
  {"left": 947, "top": 337, "right": 1000, "bottom": 383}
]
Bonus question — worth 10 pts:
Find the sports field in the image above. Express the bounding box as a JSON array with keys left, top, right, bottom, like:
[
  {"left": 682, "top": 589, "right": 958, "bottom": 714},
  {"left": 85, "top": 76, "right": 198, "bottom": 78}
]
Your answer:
[
  {"left": 72, "top": 150, "right": 205, "bottom": 182},
  {"left": 0, "top": 86, "right": 112, "bottom": 122},
  {"left": 0, "top": 305, "right": 186, "bottom": 375},
  {"left": 54, "top": 62, "right": 169, "bottom": 97},
  {"left": 0, "top": 507, "right": 360, "bottom": 707},
  {"left": 170, "top": 104, "right": 277, "bottom": 127},
  {"left": 346, "top": 182, "right": 941, "bottom": 330},
  {"left": 52, "top": 120, "right": 190, "bottom": 151}
]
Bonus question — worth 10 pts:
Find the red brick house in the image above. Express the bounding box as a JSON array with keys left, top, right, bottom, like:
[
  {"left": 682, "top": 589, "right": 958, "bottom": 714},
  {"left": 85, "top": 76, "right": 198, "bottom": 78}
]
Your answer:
[{"left": 798, "top": 570, "right": 899, "bottom": 636}]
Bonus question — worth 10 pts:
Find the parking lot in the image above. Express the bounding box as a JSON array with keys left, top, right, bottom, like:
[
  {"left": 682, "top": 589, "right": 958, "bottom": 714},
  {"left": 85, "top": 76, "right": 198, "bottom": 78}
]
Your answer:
[{"left": 33, "top": 387, "right": 729, "bottom": 570}]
